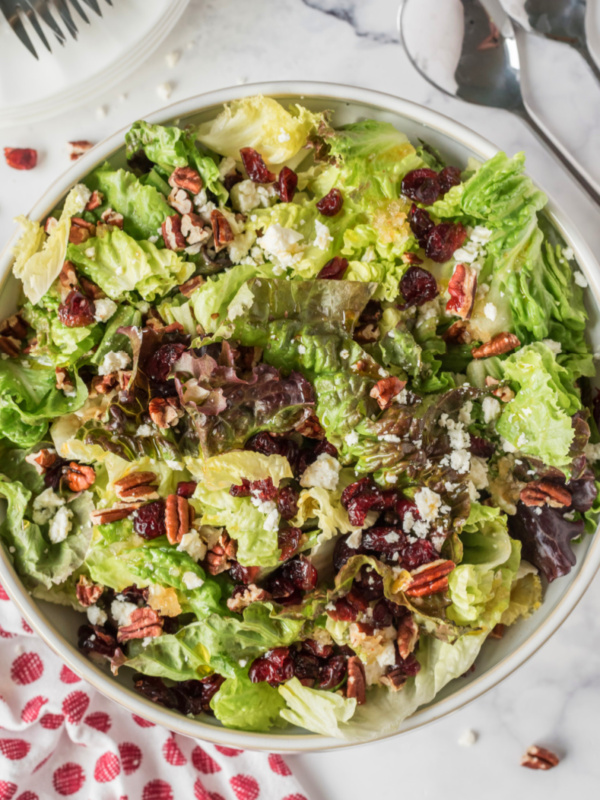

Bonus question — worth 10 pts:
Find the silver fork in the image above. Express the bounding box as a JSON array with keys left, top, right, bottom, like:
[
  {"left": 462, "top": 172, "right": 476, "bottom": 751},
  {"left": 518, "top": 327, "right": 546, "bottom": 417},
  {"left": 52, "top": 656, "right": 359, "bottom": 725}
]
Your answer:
[{"left": 0, "top": 0, "right": 112, "bottom": 59}]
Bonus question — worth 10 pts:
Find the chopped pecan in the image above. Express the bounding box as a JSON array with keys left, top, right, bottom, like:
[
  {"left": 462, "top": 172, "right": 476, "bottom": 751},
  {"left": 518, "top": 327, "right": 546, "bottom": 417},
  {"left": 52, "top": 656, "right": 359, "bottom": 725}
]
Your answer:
[
  {"left": 114, "top": 471, "right": 158, "bottom": 500},
  {"left": 396, "top": 615, "right": 419, "bottom": 659},
  {"left": 405, "top": 559, "right": 455, "bottom": 598},
  {"left": 181, "top": 212, "right": 210, "bottom": 246},
  {"left": 489, "top": 623, "right": 505, "bottom": 639},
  {"left": 169, "top": 166, "right": 203, "bottom": 195},
  {"left": 0, "top": 336, "right": 20, "bottom": 357},
  {"left": 521, "top": 745, "right": 560, "bottom": 770},
  {"left": 346, "top": 656, "right": 366, "bottom": 705},
  {"left": 64, "top": 463, "right": 96, "bottom": 492},
  {"left": 116, "top": 606, "right": 164, "bottom": 643},
  {"left": 178, "top": 274, "right": 205, "bottom": 297},
  {"left": 443, "top": 320, "right": 472, "bottom": 344},
  {"left": 165, "top": 494, "right": 191, "bottom": 545},
  {"left": 0, "top": 314, "right": 27, "bottom": 339},
  {"left": 76, "top": 575, "right": 103, "bottom": 607},
  {"left": 25, "top": 448, "right": 59, "bottom": 475},
  {"left": 162, "top": 215, "right": 186, "bottom": 251},
  {"left": 59, "top": 260, "right": 80, "bottom": 297},
  {"left": 91, "top": 503, "right": 142, "bottom": 525},
  {"left": 370, "top": 376, "right": 407, "bottom": 410},
  {"left": 520, "top": 481, "right": 572, "bottom": 509},
  {"left": 294, "top": 412, "right": 325, "bottom": 439},
  {"left": 85, "top": 190, "right": 103, "bottom": 211},
  {"left": 91, "top": 373, "right": 119, "bottom": 396},
  {"left": 44, "top": 216, "right": 58, "bottom": 235},
  {"left": 55, "top": 367, "right": 75, "bottom": 394},
  {"left": 380, "top": 666, "right": 407, "bottom": 692},
  {"left": 402, "top": 252, "right": 423, "bottom": 265},
  {"left": 148, "top": 396, "right": 183, "bottom": 429},
  {"left": 68, "top": 140, "right": 94, "bottom": 160},
  {"left": 211, "top": 209, "right": 234, "bottom": 250},
  {"left": 205, "top": 532, "right": 237, "bottom": 575},
  {"left": 79, "top": 274, "right": 105, "bottom": 300},
  {"left": 472, "top": 332, "right": 520, "bottom": 359},
  {"left": 446, "top": 263, "right": 477, "bottom": 320},
  {"left": 100, "top": 208, "right": 124, "bottom": 229},
  {"left": 168, "top": 187, "right": 193, "bottom": 215},
  {"left": 226, "top": 584, "right": 271, "bottom": 613},
  {"left": 68, "top": 217, "right": 96, "bottom": 245}
]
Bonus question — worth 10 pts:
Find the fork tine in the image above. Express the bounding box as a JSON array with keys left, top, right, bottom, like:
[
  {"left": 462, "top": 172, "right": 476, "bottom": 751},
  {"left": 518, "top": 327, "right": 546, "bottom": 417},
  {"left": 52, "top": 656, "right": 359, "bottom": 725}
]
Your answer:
[
  {"left": 52, "top": 0, "right": 78, "bottom": 38},
  {"left": 68, "top": 0, "right": 89, "bottom": 23},
  {"left": 20, "top": 2, "right": 52, "bottom": 52},
  {"left": 32, "top": 1, "right": 67, "bottom": 43},
  {"left": 79, "top": 0, "right": 102, "bottom": 14},
  {"left": 1, "top": 7, "right": 38, "bottom": 58}
]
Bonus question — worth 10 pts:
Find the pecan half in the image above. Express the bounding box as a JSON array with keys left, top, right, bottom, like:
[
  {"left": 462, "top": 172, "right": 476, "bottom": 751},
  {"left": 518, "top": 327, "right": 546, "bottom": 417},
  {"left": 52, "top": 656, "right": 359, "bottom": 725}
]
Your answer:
[
  {"left": 55, "top": 367, "right": 75, "bottom": 394},
  {"left": 169, "top": 166, "right": 203, "bottom": 195},
  {"left": 76, "top": 575, "right": 103, "bottom": 607},
  {"left": 472, "top": 332, "right": 520, "bottom": 359},
  {"left": 520, "top": 481, "right": 572, "bottom": 509},
  {"left": 0, "top": 314, "right": 27, "bottom": 339},
  {"left": 116, "top": 607, "right": 164, "bottom": 643},
  {"left": 354, "top": 323, "right": 380, "bottom": 344},
  {"left": 100, "top": 208, "right": 124, "bottom": 229},
  {"left": 443, "top": 320, "right": 472, "bottom": 345},
  {"left": 162, "top": 215, "right": 186, "bottom": 251},
  {"left": 489, "top": 623, "right": 505, "bottom": 639},
  {"left": 181, "top": 212, "right": 210, "bottom": 246},
  {"left": 68, "top": 217, "right": 96, "bottom": 245},
  {"left": 211, "top": 209, "right": 234, "bottom": 250},
  {"left": 168, "top": 187, "right": 193, "bottom": 215},
  {"left": 59, "top": 260, "right": 80, "bottom": 298},
  {"left": 91, "top": 503, "right": 142, "bottom": 525},
  {"left": 79, "top": 274, "right": 105, "bottom": 300},
  {"left": 446, "top": 263, "right": 477, "bottom": 320},
  {"left": 25, "top": 448, "right": 59, "bottom": 475},
  {"left": 85, "top": 190, "right": 103, "bottom": 211},
  {"left": 205, "top": 532, "right": 237, "bottom": 575},
  {"left": 405, "top": 559, "right": 455, "bottom": 598},
  {"left": 149, "top": 397, "right": 183, "bottom": 429},
  {"left": 114, "top": 471, "right": 158, "bottom": 500},
  {"left": 294, "top": 412, "right": 325, "bottom": 439},
  {"left": 226, "top": 584, "right": 271, "bottom": 613},
  {"left": 396, "top": 615, "right": 419, "bottom": 659},
  {"left": 64, "top": 463, "right": 95, "bottom": 492},
  {"left": 521, "top": 745, "right": 560, "bottom": 770},
  {"left": 0, "top": 336, "right": 20, "bottom": 357},
  {"left": 165, "top": 494, "right": 191, "bottom": 545},
  {"left": 178, "top": 274, "right": 205, "bottom": 297},
  {"left": 346, "top": 656, "right": 367, "bottom": 705},
  {"left": 370, "top": 376, "right": 406, "bottom": 410},
  {"left": 68, "top": 140, "right": 94, "bottom": 160},
  {"left": 380, "top": 666, "right": 407, "bottom": 692}
]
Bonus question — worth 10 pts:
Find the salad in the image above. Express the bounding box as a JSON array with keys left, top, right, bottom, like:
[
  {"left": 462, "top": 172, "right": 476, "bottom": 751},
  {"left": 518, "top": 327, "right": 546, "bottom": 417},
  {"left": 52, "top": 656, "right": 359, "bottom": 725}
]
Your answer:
[{"left": 1, "top": 95, "right": 598, "bottom": 739}]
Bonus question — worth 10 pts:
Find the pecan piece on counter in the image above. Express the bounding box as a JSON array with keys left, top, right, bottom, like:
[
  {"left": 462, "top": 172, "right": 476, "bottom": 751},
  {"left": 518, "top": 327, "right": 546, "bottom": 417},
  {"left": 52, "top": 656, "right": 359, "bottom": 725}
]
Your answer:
[
  {"left": 0, "top": 313, "right": 27, "bottom": 339},
  {"left": 471, "top": 332, "right": 520, "bottom": 359},
  {"left": 379, "top": 666, "right": 408, "bottom": 692},
  {"left": 91, "top": 503, "right": 142, "bottom": 525},
  {"left": 162, "top": 215, "right": 186, "bottom": 251},
  {"left": 396, "top": 615, "right": 419, "bottom": 660},
  {"left": 165, "top": 494, "right": 192, "bottom": 545},
  {"left": 369, "top": 376, "right": 407, "bottom": 410},
  {"left": 64, "top": 462, "right": 96, "bottom": 492},
  {"left": 446, "top": 263, "right": 477, "bottom": 320},
  {"left": 55, "top": 367, "right": 75, "bottom": 395},
  {"left": 114, "top": 471, "right": 158, "bottom": 500},
  {"left": 294, "top": 412, "right": 325, "bottom": 439},
  {"left": 211, "top": 209, "right": 234, "bottom": 250},
  {"left": 168, "top": 166, "right": 203, "bottom": 195},
  {"left": 405, "top": 559, "right": 455, "bottom": 598},
  {"left": 520, "top": 481, "right": 572, "bottom": 509},
  {"left": 443, "top": 320, "right": 472, "bottom": 345},
  {"left": 68, "top": 140, "right": 94, "bottom": 161},
  {"left": 149, "top": 396, "right": 183, "bottom": 429},
  {"left": 116, "top": 607, "right": 164, "bottom": 643},
  {"left": 521, "top": 745, "right": 560, "bottom": 771},
  {"left": 226, "top": 584, "right": 271, "bottom": 614},
  {"left": 76, "top": 575, "right": 103, "bottom": 607},
  {"left": 205, "top": 532, "right": 237, "bottom": 575},
  {"left": 178, "top": 274, "right": 205, "bottom": 297},
  {"left": 346, "top": 656, "right": 367, "bottom": 705}
]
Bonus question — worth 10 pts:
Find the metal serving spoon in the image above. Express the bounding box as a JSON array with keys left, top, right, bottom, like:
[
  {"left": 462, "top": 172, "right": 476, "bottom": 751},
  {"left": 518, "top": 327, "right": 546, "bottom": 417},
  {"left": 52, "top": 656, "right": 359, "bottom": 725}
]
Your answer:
[{"left": 398, "top": 0, "right": 600, "bottom": 204}]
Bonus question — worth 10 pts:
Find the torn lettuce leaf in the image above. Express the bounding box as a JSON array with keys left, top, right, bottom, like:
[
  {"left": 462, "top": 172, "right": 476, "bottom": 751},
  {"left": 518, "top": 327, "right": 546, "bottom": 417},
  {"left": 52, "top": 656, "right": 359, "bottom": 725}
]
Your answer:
[
  {"left": 279, "top": 677, "right": 356, "bottom": 736},
  {"left": 211, "top": 669, "right": 288, "bottom": 731}
]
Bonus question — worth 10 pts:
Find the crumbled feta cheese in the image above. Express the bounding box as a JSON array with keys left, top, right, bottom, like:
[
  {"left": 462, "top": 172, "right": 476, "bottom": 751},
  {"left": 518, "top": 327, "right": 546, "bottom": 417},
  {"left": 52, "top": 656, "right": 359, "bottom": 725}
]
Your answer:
[
  {"left": 182, "top": 571, "right": 204, "bottom": 590},
  {"left": 157, "top": 81, "right": 172, "bottom": 100},
  {"left": 414, "top": 487, "right": 442, "bottom": 523},
  {"left": 380, "top": 434, "right": 401, "bottom": 443},
  {"left": 501, "top": 438, "right": 517, "bottom": 453},
  {"left": 562, "top": 246, "right": 574, "bottom": 260},
  {"left": 516, "top": 433, "right": 528, "bottom": 448},
  {"left": 393, "top": 389, "right": 409, "bottom": 405},
  {"left": 340, "top": 349, "right": 350, "bottom": 359},
  {"left": 93, "top": 297, "right": 117, "bottom": 323},
  {"left": 297, "top": 344, "right": 306, "bottom": 355},
  {"left": 98, "top": 350, "right": 131, "bottom": 376},
  {"left": 458, "top": 729, "right": 478, "bottom": 747},
  {"left": 470, "top": 456, "right": 489, "bottom": 490},
  {"left": 574, "top": 271, "right": 588, "bottom": 288},
  {"left": 84, "top": 246, "right": 95, "bottom": 259},
  {"left": 87, "top": 604, "right": 107, "bottom": 626},
  {"left": 585, "top": 442, "right": 600, "bottom": 462},
  {"left": 300, "top": 453, "right": 341, "bottom": 491},
  {"left": 32, "top": 488, "right": 65, "bottom": 525},
  {"left": 249, "top": 495, "right": 280, "bottom": 531},
  {"left": 484, "top": 302, "right": 497, "bottom": 321},
  {"left": 385, "top": 473, "right": 398, "bottom": 484},
  {"left": 346, "top": 530, "right": 363, "bottom": 548},
  {"left": 136, "top": 424, "right": 153, "bottom": 437},
  {"left": 345, "top": 431, "right": 359, "bottom": 447},
  {"left": 178, "top": 531, "right": 207, "bottom": 562},
  {"left": 541, "top": 338, "right": 562, "bottom": 355},
  {"left": 257, "top": 224, "right": 304, "bottom": 270},
  {"left": 165, "top": 50, "right": 180, "bottom": 68},
  {"left": 383, "top": 532, "right": 400, "bottom": 544},
  {"left": 482, "top": 396, "right": 501, "bottom": 424},
  {"left": 450, "top": 449, "right": 471, "bottom": 473},
  {"left": 110, "top": 599, "right": 138, "bottom": 627},
  {"left": 313, "top": 219, "right": 333, "bottom": 250},
  {"left": 278, "top": 128, "right": 291, "bottom": 143},
  {"left": 48, "top": 505, "right": 73, "bottom": 544},
  {"left": 403, "top": 511, "right": 415, "bottom": 532},
  {"left": 458, "top": 401, "right": 473, "bottom": 426},
  {"left": 218, "top": 156, "right": 237, "bottom": 179},
  {"left": 231, "top": 179, "right": 274, "bottom": 213}
]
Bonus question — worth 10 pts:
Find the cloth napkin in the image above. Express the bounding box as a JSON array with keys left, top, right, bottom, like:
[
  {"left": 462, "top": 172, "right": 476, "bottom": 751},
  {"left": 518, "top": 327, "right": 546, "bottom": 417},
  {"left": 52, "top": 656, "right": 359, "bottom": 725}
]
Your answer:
[{"left": 0, "top": 582, "right": 310, "bottom": 800}]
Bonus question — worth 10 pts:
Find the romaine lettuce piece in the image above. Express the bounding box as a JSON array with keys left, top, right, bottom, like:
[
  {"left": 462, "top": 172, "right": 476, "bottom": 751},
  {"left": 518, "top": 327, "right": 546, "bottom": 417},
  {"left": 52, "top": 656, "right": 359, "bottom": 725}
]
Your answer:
[
  {"left": 22, "top": 300, "right": 102, "bottom": 366},
  {"left": 123, "top": 625, "right": 210, "bottom": 681},
  {"left": 211, "top": 670, "right": 287, "bottom": 731},
  {"left": 500, "top": 562, "right": 542, "bottom": 626},
  {"left": 279, "top": 677, "right": 356, "bottom": 736}
]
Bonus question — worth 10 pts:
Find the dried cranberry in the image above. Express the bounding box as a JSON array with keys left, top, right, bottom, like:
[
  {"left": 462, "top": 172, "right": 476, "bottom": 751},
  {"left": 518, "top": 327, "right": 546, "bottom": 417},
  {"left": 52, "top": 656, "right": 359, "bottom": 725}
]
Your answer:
[
  {"left": 58, "top": 290, "right": 96, "bottom": 328},
  {"left": 425, "top": 222, "right": 467, "bottom": 263},
  {"left": 252, "top": 478, "right": 278, "bottom": 501},
  {"left": 229, "top": 479, "right": 251, "bottom": 497},
  {"left": 245, "top": 432, "right": 300, "bottom": 474},
  {"left": 264, "top": 574, "right": 298, "bottom": 603},
  {"left": 341, "top": 477, "right": 373, "bottom": 506},
  {"left": 362, "top": 527, "right": 404, "bottom": 560},
  {"left": 278, "top": 527, "right": 302, "bottom": 561},
  {"left": 229, "top": 562, "right": 260, "bottom": 585},
  {"left": 333, "top": 532, "right": 364, "bottom": 571},
  {"left": 401, "top": 539, "right": 437, "bottom": 570},
  {"left": 134, "top": 500, "right": 166, "bottom": 539},
  {"left": 395, "top": 653, "right": 421, "bottom": 677},
  {"left": 316, "top": 188, "right": 343, "bottom": 216},
  {"left": 354, "top": 567, "right": 384, "bottom": 601},
  {"left": 317, "top": 256, "right": 348, "bottom": 280},
  {"left": 240, "top": 147, "right": 276, "bottom": 183},
  {"left": 372, "top": 599, "right": 394, "bottom": 628},
  {"left": 292, "top": 650, "right": 320, "bottom": 681},
  {"left": 318, "top": 655, "right": 347, "bottom": 690},
  {"left": 401, "top": 168, "right": 440, "bottom": 203},
  {"left": 249, "top": 647, "right": 294, "bottom": 686},
  {"left": 438, "top": 165, "right": 462, "bottom": 193},
  {"left": 285, "top": 556, "right": 318, "bottom": 591},
  {"left": 4, "top": 147, "right": 38, "bottom": 170},
  {"left": 470, "top": 435, "right": 495, "bottom": 459},
  {"left": 146, "top": 342, "right": 187, "bottom": 383},
  {"left": 278, "top": 166, "right": 298, "bottom": 202},
  {"left": 223, "top": 170, "right": 243, "bottom": 191},
  {"left": 78, "top": 624, "right": 118, "bottom": 659},
  {"left": 314, "top": 439, "right": 339, "bottom": 459},
  {"left": 276, "top": 486, "right": 299, "bottom": 521},
  {"left": 197, "top": 674, "right": 225, "bottom": 712},
  {"left": 326, "top": 597, "right": 358, "bottom": 622},
  {"left": 301, "top": 638, "right": 334, "bottom": 660},
  {"left": 133, "top": 674, "right": 176, "bottom": 709},
  {"left": 176, "top": 480, "right": 197, "bottom": 498},
  {"left": 396, "top": 498, "right": 419, "bottom": 521},
  {"left": 118, "top": 585, "right": 149, "bottom": 604},
  {"left": 408, "top": 203, "right": 435, "bottom": 246},
  {"left": 399, "top": 266, "right": 439, "bottom": 307},
  {"left": 342, "top": 482, "right": 397, "bottom": 527}
]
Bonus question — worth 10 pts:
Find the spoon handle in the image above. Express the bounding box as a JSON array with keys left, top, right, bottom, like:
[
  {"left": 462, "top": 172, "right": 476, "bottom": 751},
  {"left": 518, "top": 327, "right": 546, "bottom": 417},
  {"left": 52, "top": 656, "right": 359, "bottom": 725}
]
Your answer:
[{"left": 514, "top": 105, "right": 600, "bottom": 206}]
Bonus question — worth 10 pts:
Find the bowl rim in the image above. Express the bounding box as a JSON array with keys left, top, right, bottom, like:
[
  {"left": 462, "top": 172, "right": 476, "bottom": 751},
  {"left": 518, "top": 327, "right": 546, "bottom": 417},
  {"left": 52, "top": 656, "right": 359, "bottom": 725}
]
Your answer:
[{"left": 1, "top": 79, "right": 599, "bottom": 752}]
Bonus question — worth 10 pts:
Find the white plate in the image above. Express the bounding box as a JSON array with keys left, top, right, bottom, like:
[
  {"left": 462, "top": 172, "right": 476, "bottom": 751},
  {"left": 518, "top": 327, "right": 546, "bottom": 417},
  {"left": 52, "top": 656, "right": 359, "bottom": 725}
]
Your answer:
[
  {"left": 0, "top": 81, "right": 599, "bottom": 751},
  {"left": 0, "top": 0, "right": 188, "bottom": 128}
]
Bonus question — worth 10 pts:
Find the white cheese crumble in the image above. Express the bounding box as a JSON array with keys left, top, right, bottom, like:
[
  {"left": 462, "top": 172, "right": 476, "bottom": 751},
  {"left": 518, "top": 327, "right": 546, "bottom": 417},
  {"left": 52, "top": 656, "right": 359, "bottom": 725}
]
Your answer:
[
  {"left": 32, "top": 488, "right": 65, "bottom": 525},
  {"left": 340, "top": 349, "right": 350, "bottom": 359},
  {"left": 257, "top": 224, "right": 304, "bottom": 272},
  {"left": 87, "top": 604, "right": 107, "bottom": 627},
  {"left": 345, "top": 530, "right": 363, "bottom": 548},
  {"left": 48, "top": 505, "right": 73, "bottom": 544},
  {"left": 562, "top": 246, "right": 574, "bottom": 260},
  {"left": 136, "top": 424, "right": 153, "bottom": 437},
  {"left": 458, "top": 729, "right": 478, "bottom": 747},
  {"left": 165, "top": 50, "right": 181, "bottom": 68},
  {"left": 218, "top": 156, "right": 237, "bottom": 179},
  {"left": 93, "top": 298, "right": 117, "bottom": 323},
  {"left": 98, "top": 350, "right": 131, "bottom": 376},
  {"left": 542, "top": 339, "right": 562, "bottom": 354},
  {"left": 414, "top": 487, "right": 442, "bottom": 523},
  {"left": 313, "top": 219, "right": 333, "bottom": 251},
  {"left": 177, "top": 531, "right": 207, "bottom": 562},
  {"left": 574, "top": 271, "right": 588, "bottom": 288},
  {"left": 277, "top": 128, "right": 291, "bottom": 143},
  {"left": 501, "top": 438, "right": 517, "bottom": 453},
  {"left": 300, "top": 453, "right": 341, "bottom": 492},
  {"left": 110, "top": 599, "right": 138, "bottom": 628},
  {"left": 157, "top": 81, "right": 172, "bottom": 100},
  {"left": 483, "top": 302, "right": 497, "bottom": 321},
  {"left": 250, "top": 496, "right": 279, "bottom": 531},
  {"left": 182, "top": 571, "right": 204, "bottom": 590},
  {"left": 482, "top": 396, "right": 501, "bottom": 424},
  {"left": 231, "top": 180, "right": 275, "bottom": 213},
  {"left": 450, "top": 449, "right": 471, "bottom": 473},
  {"left": 345, "top": 431, "right": 359, "bottom": 447}
]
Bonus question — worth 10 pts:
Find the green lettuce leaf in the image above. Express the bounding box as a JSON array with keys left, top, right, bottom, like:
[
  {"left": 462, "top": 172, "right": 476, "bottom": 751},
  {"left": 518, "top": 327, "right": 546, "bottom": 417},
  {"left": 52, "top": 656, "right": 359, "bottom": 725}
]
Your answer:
[
  {"left": 123, "top": 623, "right": 211, "bottom": 681},
  {"left": 211, "top": 670, "right": 287, "bottom": 731},
  {"left": 279, "top": 677, "right": 356, "bottom": 736},
  {"left": 500, "top": 563, "right": 542, "bottom": 626}
]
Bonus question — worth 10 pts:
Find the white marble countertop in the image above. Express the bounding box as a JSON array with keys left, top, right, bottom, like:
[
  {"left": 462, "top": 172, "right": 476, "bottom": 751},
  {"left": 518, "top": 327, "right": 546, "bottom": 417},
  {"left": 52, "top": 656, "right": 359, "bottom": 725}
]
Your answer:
[{"left": 1, "top": 0, "right": 599, "bottom": 796}]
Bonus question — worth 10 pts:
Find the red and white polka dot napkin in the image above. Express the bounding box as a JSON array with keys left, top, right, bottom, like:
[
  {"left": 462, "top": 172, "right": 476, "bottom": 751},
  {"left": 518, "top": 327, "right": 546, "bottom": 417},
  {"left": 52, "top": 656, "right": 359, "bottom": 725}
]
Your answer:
[{"left": 0, "top": 582, "right": 310, "bottom": 800}]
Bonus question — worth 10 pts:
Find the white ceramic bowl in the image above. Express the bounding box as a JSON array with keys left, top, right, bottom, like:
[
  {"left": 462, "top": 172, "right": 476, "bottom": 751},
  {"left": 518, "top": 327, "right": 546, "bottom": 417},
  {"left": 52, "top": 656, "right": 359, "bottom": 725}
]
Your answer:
[{"left": 1, "top": 81, "right": 599, "bottom": 752}]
